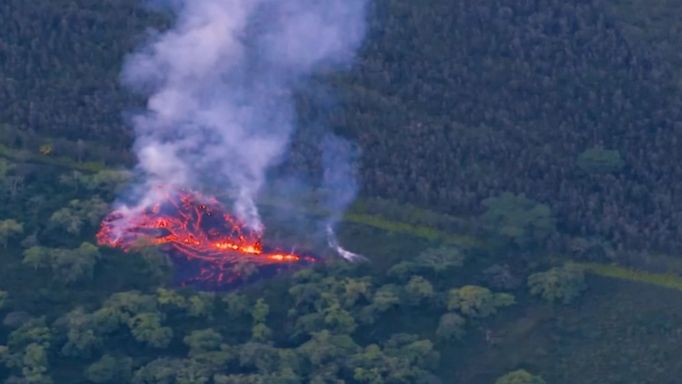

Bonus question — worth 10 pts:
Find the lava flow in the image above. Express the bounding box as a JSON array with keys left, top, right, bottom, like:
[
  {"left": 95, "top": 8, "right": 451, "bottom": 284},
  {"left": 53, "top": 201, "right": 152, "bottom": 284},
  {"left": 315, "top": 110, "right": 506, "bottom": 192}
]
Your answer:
[{"left": 97, "top": 190, "right": 315, "bottom": 287}]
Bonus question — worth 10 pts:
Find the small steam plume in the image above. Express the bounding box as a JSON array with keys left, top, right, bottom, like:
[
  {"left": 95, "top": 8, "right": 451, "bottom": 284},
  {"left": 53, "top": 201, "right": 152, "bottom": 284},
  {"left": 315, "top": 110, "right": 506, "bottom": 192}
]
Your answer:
[
  {"left": 116, "top": 0, "right": 368, "bottom": 244},
  {"left": 322, "top": 135, "right": 365, "bottom": 261}
]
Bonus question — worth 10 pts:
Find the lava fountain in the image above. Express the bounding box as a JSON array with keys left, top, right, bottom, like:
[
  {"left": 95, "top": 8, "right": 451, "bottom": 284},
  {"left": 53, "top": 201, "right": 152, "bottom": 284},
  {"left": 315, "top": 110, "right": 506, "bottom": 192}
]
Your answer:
[{"left": 97, "top": 190, "right": 316, "bottom": 287}]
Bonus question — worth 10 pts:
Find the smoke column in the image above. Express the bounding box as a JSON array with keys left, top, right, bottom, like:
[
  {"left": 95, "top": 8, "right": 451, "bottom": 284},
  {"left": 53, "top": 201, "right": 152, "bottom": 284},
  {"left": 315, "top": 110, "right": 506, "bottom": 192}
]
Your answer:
[{"left": 117, "top": 0, "right": 368, "bottom": 237}]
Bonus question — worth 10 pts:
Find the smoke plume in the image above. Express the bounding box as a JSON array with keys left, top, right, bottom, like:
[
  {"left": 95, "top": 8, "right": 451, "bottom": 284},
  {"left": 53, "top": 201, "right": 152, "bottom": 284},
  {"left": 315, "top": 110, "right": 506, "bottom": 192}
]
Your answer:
[{"left": 118, "top": 0, "right": 368, "bottom": 235}]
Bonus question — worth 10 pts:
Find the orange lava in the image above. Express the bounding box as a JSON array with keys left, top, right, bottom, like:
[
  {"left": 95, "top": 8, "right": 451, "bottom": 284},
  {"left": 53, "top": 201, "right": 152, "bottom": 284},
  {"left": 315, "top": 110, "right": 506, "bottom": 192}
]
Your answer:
[{"left": 97, "top": 190, "right": 314, "bottom": 285}]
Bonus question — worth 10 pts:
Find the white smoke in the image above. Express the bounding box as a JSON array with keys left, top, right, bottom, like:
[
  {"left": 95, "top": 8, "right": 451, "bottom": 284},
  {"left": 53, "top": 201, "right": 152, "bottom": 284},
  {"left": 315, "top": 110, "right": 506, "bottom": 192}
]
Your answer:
[
  {"left": 321, "top": 135, "right": 365, "bottom": 261},
  {"left": 120, "top": 0, "right": 368, "bottom": 233}
]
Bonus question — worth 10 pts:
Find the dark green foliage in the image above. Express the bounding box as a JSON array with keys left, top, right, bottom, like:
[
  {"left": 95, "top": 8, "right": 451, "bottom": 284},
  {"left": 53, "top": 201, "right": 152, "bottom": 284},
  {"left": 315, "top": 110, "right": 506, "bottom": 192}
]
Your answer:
[
  {"left": 495, "top": 369, "right": 546, "bottom": 384},
  {"left": 186, "top": 293, "right": 215, "bottom": 318},
  {"left": 0, "top": 219, "right": 23, "bottom": 248},
  {"left": 348, "top": 341, "right": 441, "bottom": 383},
  {"left": 131, "top": 358, "right": 188, "bottom": 384},
  {"left": 481, "top": 193, "right": 555, "bottom": 248},
  {"left": 55, "top": 308, "right": 102, "bottom": 358},
  {"left": 436, "top": 313, "right": 466, "bottom": 342},
  {"left": 447, "top": 286, "right": 515, "bottom": 318},
  {"left": 22, "top": 242, "right": 101, "bottom": 284},
  {"left": 18, "top": 343, "right": 52, "bottom": 384},
  {"left": 184, "top": 329, "right": 222, "bottom": 355},
  {"left": 221, "top": 292, "right": 250, "bottom": 319},
  {"left": 404, "top": 276, "right": 435, "bottom": 305},
  {"left": 137, "top": 247, "right": 173, "bottom": 283},
  {"left": 577, "top": 147, "right": 625, "bottom": 174},
  {"left": 0, "top": 0, "right": 163, "bottom": 154},
  {"left": 251, "top": 299, "right": 269, "bottom": 324},
  {"left": 371, "top": 284, "right": 401, "bottom": 312},
  {"left": 84, "top": 355, "right": 132, "bottom": 383},
  {"left": 48, "top": 197, "right": 108, "bottom": 236},
  {"left": 291, "top": 0, "right": 682, "bottom": 253},
  {"left": 7, "top": 320, "right": 52, "bottom": 351},
  {"left": 415, "top": 247, "right": 466, "bottom": 272},
  {"left": 528, "top": 263, "right": 587, "bottom": 304},
  {"left": 2, "top": 319, "right": 53, "bottom": 383},
  {"left": 388, "top": 246, "right": 466, "bottom": 280},
  {"left": 127, "top": 313, "right": 173, "bottom": 349}
]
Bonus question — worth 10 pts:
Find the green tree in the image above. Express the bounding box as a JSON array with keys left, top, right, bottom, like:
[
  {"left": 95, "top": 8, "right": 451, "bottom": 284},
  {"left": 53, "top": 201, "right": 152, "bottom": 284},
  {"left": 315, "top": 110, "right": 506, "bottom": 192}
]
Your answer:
[
  {"left": 127, "top": 312, "right": 173, "bottom": 349},
  {"left": 251, "top": 323, "right": 273, "bottom": 342},
  {"left": 101, "top": 291, "right": 158, "bottom": 326},
  {"left": 214, "top": 374, "right": 269, "bottom": 384},
  {"left": 49, "top": 207, "right": 83, "bottom": 235},
  {"left": 0, "top": 159, "right": 14, "bottom": 179},
  {"left": 447, "top": 286, "right": 515, "bottom": 318},
  {"left": 0, "top": 219, "right": 23, "bottom": 248},
  {"left": 298, "top": 331, "right": 359, "bottom": 367},
  {"left": 386, "top": 261, "right": 421, "bottom": 281},
  {"left": 21, "top": 343, "right": 52, "bottom": 384},
  {"left": 50, "top": 242, "right": 101, "bottom": 283},
  {"left": 382, "top": 334, "right": 440, "bottom": 370},
  {"left": 436, "top": 313, "right": 466, "bottom": 341},
  {"left": 404, "top": 276, "right": 434, "bottom": 305},
  {"left": 187, "top": 293, "right": 215, "bottom": 318},
  {"left": 372, "top": 284, "right": 401, "bottom": 312},
  {"left": 84, "top": 355, "right": 133, "bottom": 383},
  {"left": 528, "top": 263, "right": 587, "bottom": 303},
  {"left": 49, "top": 198, "right": 108, "bottom": 235},
  {"left": 482, "top": 193, "right": 555, "bottom": 248},
  {"left": 341, "top": 277, "right": 372, "bottom": 307},
  {"left": 131, "top": 358, "right": 183, "bottom": 384},
  {"left": 349, "top": 343, "right": 437, "bottom": 384},
  {"left": 251, "top": 298, "right": 269, "bottom": 324},
  {"left": 156, "top": 288, "right": 187, "bottom": 309},
  {"left": 322, "top": 304, "right": 357, "bottom": 334},
  {"left": 23, "top": 243, "right": 101, "bottom": 283},
  {"left": 22, "top": 246, "right": 51, "bottom": 270},
  {"left": 291, "top": 312, "right": 326, "bottom": 339},
  {"left": 0, "top": 345, "right": 8, "bottom": 364},
  {"left": 138, "top": 247, "right": 173, "bottom": 282},
  {"left": 495, "top": 369, "right": 546, "bottom": 384},
  {"left": 184, "top": 329, "right": 223, "bottom": 355},
  {"left": 415, "top": 246, "right": 466, "bottom": 274},
  {"left": 222, "top": 293, "right": 250, "bottom": 319},
  {"left": 0, "top": 291, "right": 8, "bottom": 310},
  {"left": 388, "top": 248, "right": 466, "bottom": 281},
  {"left": 57, "top": 309, "right": 101, "bottom": 358},
  {"left": 8, "top": 319, "right": 52, "bottom": 352},
  {"left": 79, "top": 170, "right": 131, "bottom": 194},
  {"left": 238, "top": 342, "right": 280, "bottom": 372}
]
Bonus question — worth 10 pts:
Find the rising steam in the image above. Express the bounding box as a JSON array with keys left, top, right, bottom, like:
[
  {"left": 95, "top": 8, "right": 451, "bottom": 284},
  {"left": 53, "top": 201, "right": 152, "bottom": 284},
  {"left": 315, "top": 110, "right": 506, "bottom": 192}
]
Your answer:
[
  {"left": 118, "top": 0, "right": 368, "bottom": 241},
  {"left": 321, "top": 135, "right": 365, "bottom": 261}
]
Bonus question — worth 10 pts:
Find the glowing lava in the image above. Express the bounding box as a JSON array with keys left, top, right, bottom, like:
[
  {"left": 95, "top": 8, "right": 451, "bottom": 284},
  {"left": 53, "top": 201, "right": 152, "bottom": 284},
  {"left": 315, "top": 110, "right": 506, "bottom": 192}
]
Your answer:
[{"left": 97, "top": 191, "right": 314, "bottom": 286}]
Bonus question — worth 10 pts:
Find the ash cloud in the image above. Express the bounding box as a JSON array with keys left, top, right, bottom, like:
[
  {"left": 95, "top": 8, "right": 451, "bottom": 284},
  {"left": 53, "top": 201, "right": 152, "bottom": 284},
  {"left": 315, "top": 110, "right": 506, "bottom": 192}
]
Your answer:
[{"left": 118, "top": 0, "right": 368, "bottom": 234}]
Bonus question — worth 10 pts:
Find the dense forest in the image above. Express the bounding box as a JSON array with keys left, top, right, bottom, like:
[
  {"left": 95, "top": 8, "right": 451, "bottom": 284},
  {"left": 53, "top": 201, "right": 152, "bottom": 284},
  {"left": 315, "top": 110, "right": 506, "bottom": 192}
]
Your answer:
[
  {"left": 325, "top": 0, "right": 682, "bottom": 254},
  {"left": 2, "top": 0, "right": 682, "bottom": 383},
  {"left": 4, "top": 0, "right": 682, "bottom": 255}
]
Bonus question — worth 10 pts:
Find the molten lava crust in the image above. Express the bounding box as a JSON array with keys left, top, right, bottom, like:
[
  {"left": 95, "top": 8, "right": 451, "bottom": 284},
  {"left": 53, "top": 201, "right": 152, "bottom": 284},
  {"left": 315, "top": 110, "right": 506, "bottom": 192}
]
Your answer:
[{"left": 97, "top": 191, "right": 315, "bottom": 287}]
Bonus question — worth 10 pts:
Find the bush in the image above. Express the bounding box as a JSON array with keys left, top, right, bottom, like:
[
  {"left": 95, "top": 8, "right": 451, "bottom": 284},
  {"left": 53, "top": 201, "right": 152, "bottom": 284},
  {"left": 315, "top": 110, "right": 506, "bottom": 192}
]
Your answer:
[
  {"left": 495, "top": 369, "right": 546, "bottom": 384},
  {"left": 528, "top": 263, "right": 587, "bottom": 304}
]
